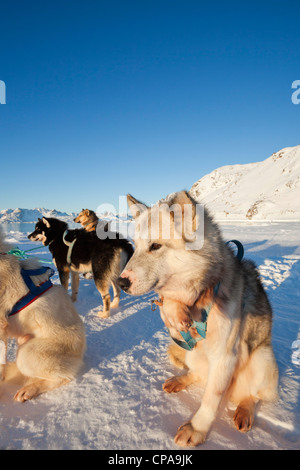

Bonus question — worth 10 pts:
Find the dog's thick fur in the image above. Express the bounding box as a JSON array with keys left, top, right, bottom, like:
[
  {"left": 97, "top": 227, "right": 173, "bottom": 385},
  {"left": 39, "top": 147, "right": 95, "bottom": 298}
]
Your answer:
[
  {"left": 118, "top": 191, "right": 278, "bottom": 447},
  {"left": 0, "top": 229, "right": 86, "bottom": 402},
  {"left": 74, "top": 209, "right": 99, "bottom": 232},
  {"left": 28, "top": 217, "right": 134, "bottom": 317}
]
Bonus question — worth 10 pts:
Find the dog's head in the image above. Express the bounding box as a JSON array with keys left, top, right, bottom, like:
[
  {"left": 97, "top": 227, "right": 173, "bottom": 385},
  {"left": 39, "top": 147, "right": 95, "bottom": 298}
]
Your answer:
[
  {"left": 118, "top": 191, "right": 219, "bottom": 300},
  {"left": 74, "top": 209, "right": 88, "bottom": 224},
  {"left": 28, "top": 217, "right": 67, "bottom": 245},
  {"left": 74, "top": 209, "right": 97, "bottom": 225}
]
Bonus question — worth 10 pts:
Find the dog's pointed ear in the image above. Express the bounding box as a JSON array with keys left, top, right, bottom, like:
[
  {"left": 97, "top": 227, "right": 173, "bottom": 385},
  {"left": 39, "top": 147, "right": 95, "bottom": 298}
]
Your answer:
[
  {"left": 167, "top": 191, "right": 198, "bottom": 238},
  {"left": 127, "top": 194, "right": 148, "bottom": 219},
  {"left": 168, "top": 190, "right": 195, "bottom": 209},
  {"left": 86, "top": 209, "right": 90, "bottom": 216},
  {"left": 42, "top": 217, "right": 51, "bottom": 228}
]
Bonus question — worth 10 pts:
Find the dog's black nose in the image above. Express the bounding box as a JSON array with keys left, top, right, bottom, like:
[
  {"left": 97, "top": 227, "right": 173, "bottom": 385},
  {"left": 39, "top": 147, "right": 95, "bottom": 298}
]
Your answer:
[{"left": 117, "top": 276, "right": 131, "bottom": 292}]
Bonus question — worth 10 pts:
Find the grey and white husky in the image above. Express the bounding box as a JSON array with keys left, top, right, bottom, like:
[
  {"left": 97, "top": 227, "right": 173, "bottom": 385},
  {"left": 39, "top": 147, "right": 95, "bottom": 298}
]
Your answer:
[{"left": 118, "top": 191, "right": 278, "bottom": 447}]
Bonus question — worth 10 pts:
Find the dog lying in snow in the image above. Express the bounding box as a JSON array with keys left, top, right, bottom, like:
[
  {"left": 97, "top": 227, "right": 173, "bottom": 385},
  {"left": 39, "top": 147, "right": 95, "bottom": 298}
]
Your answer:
[{"left": 0, "top": 228, "right": 86, "bottom": 402}]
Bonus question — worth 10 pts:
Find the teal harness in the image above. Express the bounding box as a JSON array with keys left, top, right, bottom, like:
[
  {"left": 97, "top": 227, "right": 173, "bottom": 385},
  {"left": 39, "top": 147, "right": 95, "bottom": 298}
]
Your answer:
[
  {"left": 171, "top": 281, "right": 220, "bottom": 351},
  {"left": 152, "top": 239, "right": 244, "bottom": 351}
]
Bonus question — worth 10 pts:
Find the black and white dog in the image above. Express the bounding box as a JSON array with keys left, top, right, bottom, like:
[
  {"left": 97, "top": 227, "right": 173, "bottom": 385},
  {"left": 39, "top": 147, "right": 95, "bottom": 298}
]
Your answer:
[{"left": 28, "top": 217, "right": 133, "bottom": 317}]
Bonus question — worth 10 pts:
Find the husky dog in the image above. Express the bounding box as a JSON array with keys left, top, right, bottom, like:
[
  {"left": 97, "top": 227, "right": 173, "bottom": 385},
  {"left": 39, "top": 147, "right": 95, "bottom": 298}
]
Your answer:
[
  {"left": 0, "top": 228, "right": 85, "bottom": 402},
  {"left": 74, "top": 209, "right": 100, "bottom": 232},
  {"left": 74, "top": 208, "right": 109, "bottom": 239},
  {"left": 118, "top": 191, "right": 278, "bottom": 447},
  {"left": 28, "top": 217, "right": 133, "bottom": 318}
]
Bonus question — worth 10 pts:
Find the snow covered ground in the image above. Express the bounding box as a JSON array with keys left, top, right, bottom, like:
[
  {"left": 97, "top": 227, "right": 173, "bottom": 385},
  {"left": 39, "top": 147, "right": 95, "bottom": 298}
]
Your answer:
[{"left": 0, "top": 221, "right": 299, "bottom": 451}]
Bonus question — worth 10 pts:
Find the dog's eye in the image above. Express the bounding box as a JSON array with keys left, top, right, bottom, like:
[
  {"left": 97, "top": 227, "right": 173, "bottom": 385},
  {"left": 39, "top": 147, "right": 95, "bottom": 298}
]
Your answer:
[{"left": 149, "top": 243, "right": 162, "bottom": 252}]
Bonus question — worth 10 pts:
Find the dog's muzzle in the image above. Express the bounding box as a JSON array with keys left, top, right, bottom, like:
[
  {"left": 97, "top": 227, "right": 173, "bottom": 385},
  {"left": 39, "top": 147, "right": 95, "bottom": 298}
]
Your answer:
[{"left": 117, "top": 276, "right": 131, "bottom": 292}]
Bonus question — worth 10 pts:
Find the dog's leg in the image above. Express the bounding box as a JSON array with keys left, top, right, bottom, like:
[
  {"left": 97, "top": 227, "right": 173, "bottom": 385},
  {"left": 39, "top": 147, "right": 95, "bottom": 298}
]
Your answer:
[
  {"left": 58, "top": 269, "right": 69, "bottom": 290},
  {"left": 15, "top": 337, "right": 84, "bottom": 401},
  {"left": 14, "top": 377, "right": 70, "bottom": 402},
  {"left": 233, "top": 396, "right": 259, "bottom": 432},
  {"left": 230, "top": 345, "right": 278, "bottom": 432},
  {"left": 110, "top": 280, "right": 121, "bottom": 309},
  {"left": 94, "top": 279, "right": 111, "bottom": 318},
  {"left": 174, "top": 349, "right": 237, "bottom": 447},
  {"left": 71, "top": 271, "right": 79, "bottom": 302}
]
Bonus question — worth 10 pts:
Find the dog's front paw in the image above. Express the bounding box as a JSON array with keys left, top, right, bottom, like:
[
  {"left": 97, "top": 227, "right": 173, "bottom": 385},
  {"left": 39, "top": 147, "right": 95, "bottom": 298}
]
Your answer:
[
  {"left": 98, "top": 309, "right": 110, "bottom": 319},
  {"left": 163, "top": 376, "right": 188, "bottom": 393},
  {"left": 14, "top": 386, "right": 33, "bottom": 402},
  {"left": 233, "top": 404, "right": 254, "bottom": 432},
  {"left": 174, "top": 422, "right": 207, "bottom": 447},
  {"left": 110, "top": 298, "right": 120, "bottom": 309},
  {"left": 172, "top": 311, "right": 192, "bottom": 333},
  {"left": 176, "top": 319, "right": 192, "bottom": 333},
  {"left": 14, "top": 383, "right": 41, "bottom": 402}
]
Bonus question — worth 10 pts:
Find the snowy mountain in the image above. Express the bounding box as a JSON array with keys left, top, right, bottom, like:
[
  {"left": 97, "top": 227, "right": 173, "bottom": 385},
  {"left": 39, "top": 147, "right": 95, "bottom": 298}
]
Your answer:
[
  {"left": 190, "top": 145, "right": 300, "bottom": 221},
  {"left": 0, "top": 208, "right": 76, "bottom": 224},
  {"left": 2, "top": 145, "right": 300, "bottom": 224}
]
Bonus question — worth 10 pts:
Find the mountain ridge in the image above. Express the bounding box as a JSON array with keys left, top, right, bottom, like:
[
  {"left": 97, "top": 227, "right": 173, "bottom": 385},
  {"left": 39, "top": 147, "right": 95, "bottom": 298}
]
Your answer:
[
  {"left": 1, "top": 145, "right": 300, "bottom": 223},
  {"left": 0, "top": 208, "right": 76, "bottom": 223},
  {"left": 190, "top": 145, "right": 300, "bottom": 221}
]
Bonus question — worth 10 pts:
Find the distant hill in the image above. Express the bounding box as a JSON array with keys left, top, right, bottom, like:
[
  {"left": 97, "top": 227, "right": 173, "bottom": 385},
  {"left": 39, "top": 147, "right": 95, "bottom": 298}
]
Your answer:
[
  {"left": 0, "top": 208, "right": 76, "bottom": 224},
  {"left": 189, "top": 145, "right": 300, "bottom": 221}
]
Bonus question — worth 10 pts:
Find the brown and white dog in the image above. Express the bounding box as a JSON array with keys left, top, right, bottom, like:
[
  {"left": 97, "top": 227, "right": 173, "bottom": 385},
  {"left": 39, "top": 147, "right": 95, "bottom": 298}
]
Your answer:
[{"left": 74, "top": 209, "right": 99, "bottom": 232}]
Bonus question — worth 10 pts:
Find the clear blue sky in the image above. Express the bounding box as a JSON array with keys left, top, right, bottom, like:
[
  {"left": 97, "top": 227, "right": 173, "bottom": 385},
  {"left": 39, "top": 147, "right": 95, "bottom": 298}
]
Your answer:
[{"left": 1, "top": 0, "right": 300, "bottom": 213}]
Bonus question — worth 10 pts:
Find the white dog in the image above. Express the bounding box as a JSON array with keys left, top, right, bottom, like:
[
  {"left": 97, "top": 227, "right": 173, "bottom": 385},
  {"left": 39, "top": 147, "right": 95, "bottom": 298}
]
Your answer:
[{"left": 0, "top": 229, "right": 86, "bottom": 402}]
